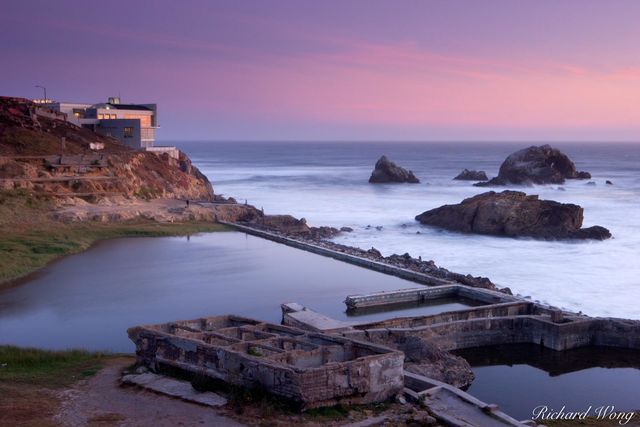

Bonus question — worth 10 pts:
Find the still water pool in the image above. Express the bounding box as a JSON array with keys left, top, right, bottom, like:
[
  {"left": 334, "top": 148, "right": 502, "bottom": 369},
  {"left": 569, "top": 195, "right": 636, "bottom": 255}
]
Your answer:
[
  {"left": 0, "top": 231, "right": 424, "bottom": 352},
  {"left": 455, "top": 344, "right": 640, "bottom": 420}
]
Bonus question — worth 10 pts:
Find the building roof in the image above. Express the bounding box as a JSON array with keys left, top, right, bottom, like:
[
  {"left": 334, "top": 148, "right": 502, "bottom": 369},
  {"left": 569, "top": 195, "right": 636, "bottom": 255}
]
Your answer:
[
  {"left": 91, "top": 102, "right": 154, "bottom": 112},
  {"left": 107, "top": 103, "right": 153, "bottom": 111}
]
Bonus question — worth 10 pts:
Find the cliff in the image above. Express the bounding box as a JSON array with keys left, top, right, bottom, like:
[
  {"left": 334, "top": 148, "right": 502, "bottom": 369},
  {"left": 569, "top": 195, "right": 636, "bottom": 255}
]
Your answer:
[{"left": 0, "top": 97, "right": 213, "bottom": 201}]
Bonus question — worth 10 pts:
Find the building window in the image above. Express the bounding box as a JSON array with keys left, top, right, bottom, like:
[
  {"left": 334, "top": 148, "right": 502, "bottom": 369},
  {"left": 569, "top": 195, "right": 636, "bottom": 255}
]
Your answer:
[
  {"left": 98, "top": 114, "right": 104, "bottom": 119},
  {"left": 123, "top": 127, "right": 134, "bottom": 138}
]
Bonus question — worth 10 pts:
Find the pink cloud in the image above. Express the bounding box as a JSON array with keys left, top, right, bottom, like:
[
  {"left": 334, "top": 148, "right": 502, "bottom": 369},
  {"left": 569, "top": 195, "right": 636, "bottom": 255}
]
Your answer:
[{"left": 193, "top": 41, "right": 640, "bottom": 131}]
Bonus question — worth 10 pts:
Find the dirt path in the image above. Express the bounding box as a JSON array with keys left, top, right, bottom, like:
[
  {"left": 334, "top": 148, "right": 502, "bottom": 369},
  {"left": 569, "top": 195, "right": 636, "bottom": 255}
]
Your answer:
[{"left": 55, "top": 358, "right": 245, "bottom": 427}]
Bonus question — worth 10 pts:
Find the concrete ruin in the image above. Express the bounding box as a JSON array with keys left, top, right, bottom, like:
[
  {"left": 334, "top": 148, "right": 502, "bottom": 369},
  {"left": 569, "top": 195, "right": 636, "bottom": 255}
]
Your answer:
[
  {"left": 126, "top": 223, "right": 640, "bottom": 424},
  {"left": 338, "top": 286, "right": 640, "bottom": 353},
  {"left": 281, "top": 284, "right": 640, "bottom": 426},
  {"left": 127, "top": 315, "right": 404, "bottom": 409}
]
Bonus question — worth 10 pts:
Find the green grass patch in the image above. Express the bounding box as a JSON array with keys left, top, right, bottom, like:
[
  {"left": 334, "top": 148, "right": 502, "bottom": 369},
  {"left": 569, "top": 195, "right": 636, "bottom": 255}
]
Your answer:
[
  {"left": 0, "top": 213, "right": 229, "bottom": 287},
  {"left": 0, "top": 345, "right": 108, "bottom": 388}
]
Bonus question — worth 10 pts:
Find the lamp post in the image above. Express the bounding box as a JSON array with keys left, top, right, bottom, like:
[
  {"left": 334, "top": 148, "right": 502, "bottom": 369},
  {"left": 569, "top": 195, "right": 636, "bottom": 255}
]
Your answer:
[{"left": 35, "top": 85, "right": 47, "bottom": 102}]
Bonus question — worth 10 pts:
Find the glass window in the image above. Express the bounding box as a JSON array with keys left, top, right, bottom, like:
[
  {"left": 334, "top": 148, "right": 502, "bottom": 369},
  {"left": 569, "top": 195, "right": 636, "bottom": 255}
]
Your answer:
[
  {"left": 97, "top": 114, "right": 104, "bottom": 119},
  {"left": 123, "top": 127, "right": 134, "bottom": 138}
]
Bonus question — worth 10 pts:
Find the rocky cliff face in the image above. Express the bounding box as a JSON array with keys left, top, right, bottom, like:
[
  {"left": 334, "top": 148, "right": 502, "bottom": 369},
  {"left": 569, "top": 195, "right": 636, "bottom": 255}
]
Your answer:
[
  {"left": 416, "top": 190, "right": 611, "bottom": 240},
  {"left": 477, "top": 145, "right": 591, "bottom": 186},
  {"left": 0, "top": 97, "right": 213, "bottom": 201},
  {"left": 369, "top": 155, "right": 420, "bottom": 183}
]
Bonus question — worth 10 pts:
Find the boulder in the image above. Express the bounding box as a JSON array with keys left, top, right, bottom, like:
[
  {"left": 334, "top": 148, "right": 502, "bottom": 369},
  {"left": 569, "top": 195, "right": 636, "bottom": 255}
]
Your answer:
[
  {"left": 369, "top": 155, "right": 419, "bottom": 183},
  {"left": 249, "top": 214, "right": 340, "bottom": 239},
  {"left": 476, "top": 145, "right": 591, "bottom": 186},
  {"left": 415, "top": 190, "right": 611, "bottom": 240},
  {"left": 606, "top": 180, "right": 613, "bottom": 185},
  {"left": 453, "top": 169, "right": 488, "bottom": 181}
]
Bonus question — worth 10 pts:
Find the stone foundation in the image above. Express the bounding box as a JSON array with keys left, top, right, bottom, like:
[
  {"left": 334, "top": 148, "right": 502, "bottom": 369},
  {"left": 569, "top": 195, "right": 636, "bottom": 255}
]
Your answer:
[{"left": 128, "top": 315, "right": 404, "bottom": 409}]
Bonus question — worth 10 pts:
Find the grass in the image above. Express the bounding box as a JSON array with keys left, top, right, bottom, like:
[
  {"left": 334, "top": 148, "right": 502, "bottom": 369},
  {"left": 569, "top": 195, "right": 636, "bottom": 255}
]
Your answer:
[
  {"left": 0, "top": 189, "right": 229, "bottom": 288},
  {"left": 0, "top": 345, "right": 116, "bottom": 427},
  {"left": 0, "top": 345, "right": 107, "bottom": 388}
]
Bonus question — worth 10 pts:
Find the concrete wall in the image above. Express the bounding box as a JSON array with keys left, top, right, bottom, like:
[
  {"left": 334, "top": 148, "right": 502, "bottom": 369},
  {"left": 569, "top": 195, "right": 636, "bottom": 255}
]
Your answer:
[
  {"left": 223, "top": 223, "right": 455, "bottom": 286},
  {"left": 345, "top": 285, "right": 514, "bottom": 310},
  {"left": 145, "top": 146, "right": 179, "bottom": 159},
  {"left": 353, "top": 316, "right": 640, "bottom": 353},
  {"left": 350, "top": 302, "right": 534, "bottom": 331}
]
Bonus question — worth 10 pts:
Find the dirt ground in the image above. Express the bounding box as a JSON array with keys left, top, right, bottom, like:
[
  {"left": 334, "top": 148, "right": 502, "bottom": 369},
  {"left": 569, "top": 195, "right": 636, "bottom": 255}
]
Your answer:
[
  {"left": 0, "top": 357, "right": 245, "bottom": 427},
  {"left": 54, "top": 358, "right": 245, "bottom": 427},
  {"left": 1, "top": 356, "right": 441, "bottom": 427}
]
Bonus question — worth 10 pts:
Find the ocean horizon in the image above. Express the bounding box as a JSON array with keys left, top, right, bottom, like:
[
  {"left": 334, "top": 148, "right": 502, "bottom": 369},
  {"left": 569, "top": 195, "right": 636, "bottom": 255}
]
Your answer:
[{"left": 178, "top": 140, "right": 640, "bottom": 320}]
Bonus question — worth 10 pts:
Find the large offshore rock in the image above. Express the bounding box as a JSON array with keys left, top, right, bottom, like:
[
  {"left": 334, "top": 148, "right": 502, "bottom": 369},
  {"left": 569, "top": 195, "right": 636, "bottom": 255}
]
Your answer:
[
  {"left": 415, "top": 190, "right": 611, "bottom": 240},
  {"left": 369, "top": 155, "right": 420, "bottom": 183},
  {"left": 453, "top": 169, "right": 488, "bottom": 181},
  {"left": 477, "top": 144, "right": 591, "bottom": 186}
]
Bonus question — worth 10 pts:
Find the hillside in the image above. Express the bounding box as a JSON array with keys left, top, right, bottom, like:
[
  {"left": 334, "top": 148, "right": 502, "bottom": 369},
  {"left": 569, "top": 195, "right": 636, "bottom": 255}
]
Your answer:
[{"left": 0, "top": 96, "right": 213, "bottom": 201}]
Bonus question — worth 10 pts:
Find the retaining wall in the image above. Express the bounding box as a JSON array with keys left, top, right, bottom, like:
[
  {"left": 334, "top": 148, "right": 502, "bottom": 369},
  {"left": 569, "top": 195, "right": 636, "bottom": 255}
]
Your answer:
[{"left": 221, "top": 222, "right": 455, "bottom": 286}]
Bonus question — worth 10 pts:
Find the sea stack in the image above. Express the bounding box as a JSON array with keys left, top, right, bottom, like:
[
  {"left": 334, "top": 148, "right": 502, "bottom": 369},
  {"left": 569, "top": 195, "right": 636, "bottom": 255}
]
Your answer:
[
  {"left": 369, "top": 155, "right": 420, "bottom": 183},
  {"left": 415, "top": 190, "right": 611, "bottom": 240},
  {"left": 454, "top": 169, "right": 488, "bottom": 181},
  {"left": 477, "top": 144, "right": 591, "bottom": 186}
]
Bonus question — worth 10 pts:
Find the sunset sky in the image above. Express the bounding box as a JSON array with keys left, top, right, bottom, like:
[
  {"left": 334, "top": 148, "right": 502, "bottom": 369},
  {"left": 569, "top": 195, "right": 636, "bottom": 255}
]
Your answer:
[{"left": 2, "top": 0, "right": 640, "bottom": 142}]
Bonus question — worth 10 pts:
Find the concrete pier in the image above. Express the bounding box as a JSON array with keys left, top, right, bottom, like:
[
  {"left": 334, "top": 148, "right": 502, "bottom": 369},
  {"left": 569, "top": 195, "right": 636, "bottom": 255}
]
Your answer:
[{"left": 403, "top": 371, "right": 531, "bottom": 426}]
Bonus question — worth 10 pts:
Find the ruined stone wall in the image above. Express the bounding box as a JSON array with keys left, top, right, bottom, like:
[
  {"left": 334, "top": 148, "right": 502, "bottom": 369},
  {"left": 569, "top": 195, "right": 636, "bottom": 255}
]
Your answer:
[
  {"left": 345, "top": 285, "right": 512, "bottom": 310},
  {"left": 351, "top": 302, "right": 533, "bottom": 330},
  {"left": 352, "top": 316, "right": 640, "bottom": 353},
  {"left": 128, "top": 315, "right": 404, "bottom": 409}
]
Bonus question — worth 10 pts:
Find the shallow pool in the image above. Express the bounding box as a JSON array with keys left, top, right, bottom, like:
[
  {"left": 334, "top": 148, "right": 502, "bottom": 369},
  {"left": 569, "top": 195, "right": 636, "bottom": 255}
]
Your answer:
[
  {"left": 0, "top": 231, "right": 420, "bottom": 352},
  {"left": 455, "top": 344, "right": 640, "bottom": 420},
  {"left": 345, "top": 296, "right": 483, "bottom": 324}
]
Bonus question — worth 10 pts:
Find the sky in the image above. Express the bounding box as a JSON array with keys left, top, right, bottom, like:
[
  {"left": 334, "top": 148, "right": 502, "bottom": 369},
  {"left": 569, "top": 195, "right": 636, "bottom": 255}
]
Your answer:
[{"left": 1, "top": 0, "right": 640, "bottom": 142}]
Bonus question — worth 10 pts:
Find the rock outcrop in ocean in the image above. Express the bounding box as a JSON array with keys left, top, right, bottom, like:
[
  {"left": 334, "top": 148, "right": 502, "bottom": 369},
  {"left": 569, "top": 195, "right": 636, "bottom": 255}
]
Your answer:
[
  {"left": 369, "top": 155, "right": 420, "bottom": 183},
  {"left": 415, "top": 190, "right": 611, "bottom": 240},
  {"left": 476, "top": 144, "right": 591, "bottom": 186},
  {"left": 453, "top": 169, "right": 488, "bottom": 181}
]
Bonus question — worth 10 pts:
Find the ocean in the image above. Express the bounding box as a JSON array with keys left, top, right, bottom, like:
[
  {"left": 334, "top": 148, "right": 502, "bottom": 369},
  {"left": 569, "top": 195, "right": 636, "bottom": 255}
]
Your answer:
[{"left": 178, "top": 141, "right": 640, "bottom": 320}]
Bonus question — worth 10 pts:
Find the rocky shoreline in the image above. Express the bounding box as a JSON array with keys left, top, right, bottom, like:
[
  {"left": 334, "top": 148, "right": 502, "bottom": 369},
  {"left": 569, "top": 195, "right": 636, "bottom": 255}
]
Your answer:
[{"left": 234, "top": 213, "right": 505, "bottom": 294}]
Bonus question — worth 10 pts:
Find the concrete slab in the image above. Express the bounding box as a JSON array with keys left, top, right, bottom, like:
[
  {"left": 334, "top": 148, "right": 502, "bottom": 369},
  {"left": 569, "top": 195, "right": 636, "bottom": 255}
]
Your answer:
[
  {"left": 422, "top": 387, "right": 527, "bottom": 427},
  {"left": 122, "top": 373, "right": 228, "bottom": 407},
  {"left": 285, "top": 308, "right": 354, "bottom": 332}
]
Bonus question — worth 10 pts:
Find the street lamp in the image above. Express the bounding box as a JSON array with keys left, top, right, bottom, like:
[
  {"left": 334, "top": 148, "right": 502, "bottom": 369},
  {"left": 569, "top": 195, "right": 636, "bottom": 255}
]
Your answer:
[{"left": 35, "top": 85, "right": 47, "bottom": 102}]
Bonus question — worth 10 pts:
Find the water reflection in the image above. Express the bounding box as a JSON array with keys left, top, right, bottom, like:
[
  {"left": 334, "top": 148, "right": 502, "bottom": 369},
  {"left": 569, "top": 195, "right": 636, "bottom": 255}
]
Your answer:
[
  {"left": 0, "top": 232, "right": 416, "bottom": 352},
  {"left": 455, "top": 344, "right": 640, "bottom": 419}
]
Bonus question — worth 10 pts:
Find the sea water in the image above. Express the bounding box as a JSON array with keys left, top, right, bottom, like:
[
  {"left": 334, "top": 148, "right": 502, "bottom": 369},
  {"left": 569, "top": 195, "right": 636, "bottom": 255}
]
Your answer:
[{"left": 180, "top": 141, "right": 640, "bottom": 319}]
